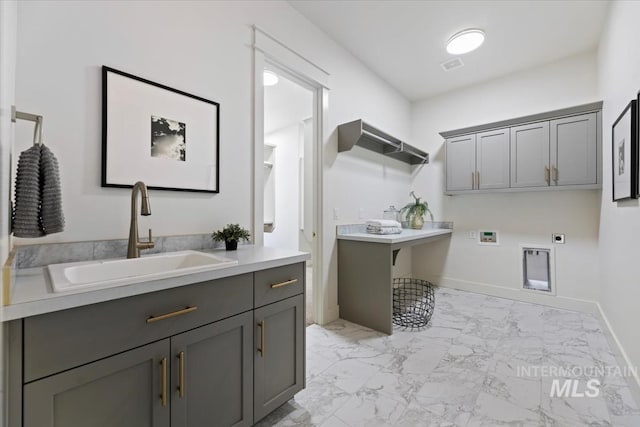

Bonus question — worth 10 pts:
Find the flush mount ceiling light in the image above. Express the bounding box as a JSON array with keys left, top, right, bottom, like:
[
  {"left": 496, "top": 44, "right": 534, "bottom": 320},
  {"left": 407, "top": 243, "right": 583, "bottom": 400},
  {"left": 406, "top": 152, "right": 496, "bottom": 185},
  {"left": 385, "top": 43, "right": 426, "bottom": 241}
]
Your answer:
[
  {"left": 446, "top": 29, "right": 485, "bottom": 55},
  {"left": 263, "top": 70, "right": 279, "bottom": 86}
]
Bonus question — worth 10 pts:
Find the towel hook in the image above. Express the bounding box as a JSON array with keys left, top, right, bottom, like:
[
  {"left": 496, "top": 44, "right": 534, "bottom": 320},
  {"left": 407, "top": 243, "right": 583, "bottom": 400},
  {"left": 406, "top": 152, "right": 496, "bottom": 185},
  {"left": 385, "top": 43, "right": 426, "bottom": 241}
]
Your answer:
[{"left": 11, "top": 105, "right": 43, "bottom": 145}]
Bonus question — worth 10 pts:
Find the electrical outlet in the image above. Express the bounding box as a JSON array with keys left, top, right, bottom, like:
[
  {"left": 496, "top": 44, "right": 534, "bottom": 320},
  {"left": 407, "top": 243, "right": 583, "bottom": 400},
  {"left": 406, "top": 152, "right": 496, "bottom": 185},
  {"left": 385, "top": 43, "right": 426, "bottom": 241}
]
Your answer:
[
  {"left": 358, "top": 208, "right": 365, "bottom": 219},
  {"left": 333, "top": 208, "right": 340, "bottom": 220},
  {"left": 468, "top": 230, "right": 477, "bottom": 239},
  {"left": 552, "top": 233, "right": 565, "bottom": 244}
]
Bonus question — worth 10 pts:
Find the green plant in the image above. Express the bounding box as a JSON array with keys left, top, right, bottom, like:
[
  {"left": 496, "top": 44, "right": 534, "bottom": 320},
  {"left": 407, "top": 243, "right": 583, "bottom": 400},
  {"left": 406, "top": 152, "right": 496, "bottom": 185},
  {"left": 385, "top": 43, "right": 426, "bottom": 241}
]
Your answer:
[
  {"left": 400, "top": 191, "right": 433, "bottom": 221},
  {"left": 212, "top": 224, "right": 251, "bottom": 243}
]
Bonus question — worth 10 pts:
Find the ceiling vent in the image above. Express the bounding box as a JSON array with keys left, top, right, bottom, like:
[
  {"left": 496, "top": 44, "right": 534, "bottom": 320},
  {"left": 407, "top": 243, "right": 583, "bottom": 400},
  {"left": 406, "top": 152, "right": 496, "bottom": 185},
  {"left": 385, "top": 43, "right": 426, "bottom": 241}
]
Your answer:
[{"left": 440, "top": 57, "right": 464, "bottom": 72}]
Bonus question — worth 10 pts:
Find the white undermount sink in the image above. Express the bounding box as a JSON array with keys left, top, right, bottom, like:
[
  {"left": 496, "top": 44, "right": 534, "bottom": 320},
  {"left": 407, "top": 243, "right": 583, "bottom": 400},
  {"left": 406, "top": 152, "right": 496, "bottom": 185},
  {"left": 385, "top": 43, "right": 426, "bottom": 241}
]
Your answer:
[{"left": 47, "top": 250, "right": 238, "bottom": 293}]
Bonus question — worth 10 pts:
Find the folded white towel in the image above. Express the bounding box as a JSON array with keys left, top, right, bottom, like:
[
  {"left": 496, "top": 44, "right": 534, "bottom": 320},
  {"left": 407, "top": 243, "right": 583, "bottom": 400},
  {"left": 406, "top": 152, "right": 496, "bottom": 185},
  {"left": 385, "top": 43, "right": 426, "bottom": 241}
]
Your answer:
[
  {"left": 367, "top": 226, "right": 402, "bottom": 235},
  {"left": 366, "top": 219, "right": 401, "bottom": 228}
]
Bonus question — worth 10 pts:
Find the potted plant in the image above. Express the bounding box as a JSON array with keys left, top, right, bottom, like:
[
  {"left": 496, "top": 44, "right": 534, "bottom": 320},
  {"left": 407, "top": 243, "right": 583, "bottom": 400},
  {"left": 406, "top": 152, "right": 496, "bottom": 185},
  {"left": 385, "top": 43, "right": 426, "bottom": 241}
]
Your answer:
[
  {"left": 400, "top": 191, "right": 433, "bottom": 230},
  {"left": 212, "top": 224, "right": 251, "bottom": 251}
]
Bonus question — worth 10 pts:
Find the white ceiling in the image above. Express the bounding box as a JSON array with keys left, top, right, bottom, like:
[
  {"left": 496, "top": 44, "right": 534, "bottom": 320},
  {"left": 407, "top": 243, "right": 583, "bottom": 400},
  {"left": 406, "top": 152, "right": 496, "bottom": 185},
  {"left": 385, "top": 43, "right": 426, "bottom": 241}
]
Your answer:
[
  {"left": 289, "top": 0, "right": 610, "bottom": 101},
  {"left": 264, "top": 71, "right": 313, "bottom": 135}
]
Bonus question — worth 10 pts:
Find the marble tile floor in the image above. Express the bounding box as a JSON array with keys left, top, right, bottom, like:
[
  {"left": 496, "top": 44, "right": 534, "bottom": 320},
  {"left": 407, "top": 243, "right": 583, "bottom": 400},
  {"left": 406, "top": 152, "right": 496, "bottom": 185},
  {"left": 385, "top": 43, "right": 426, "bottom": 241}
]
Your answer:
[{"left": 257, "top": 287, "right": 640, "bottom": 427}]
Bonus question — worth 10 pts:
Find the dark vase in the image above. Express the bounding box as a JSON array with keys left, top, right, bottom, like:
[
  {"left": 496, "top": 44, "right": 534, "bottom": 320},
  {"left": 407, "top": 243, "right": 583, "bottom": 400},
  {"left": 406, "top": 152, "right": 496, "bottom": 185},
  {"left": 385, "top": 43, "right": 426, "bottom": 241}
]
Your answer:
[{"left": 225, "top": 240, "right": 238, "bottom": 251}]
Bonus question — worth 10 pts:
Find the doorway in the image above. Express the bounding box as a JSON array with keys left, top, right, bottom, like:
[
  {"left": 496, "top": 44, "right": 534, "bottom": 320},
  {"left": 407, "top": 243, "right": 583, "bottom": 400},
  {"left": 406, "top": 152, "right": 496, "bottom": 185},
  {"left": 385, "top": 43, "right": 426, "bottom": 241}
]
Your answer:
[
  {"left": 253, "top": 26, "right": 329, "bottom": 328},
  {"left": 263, "top": 68, "right": 315, "bottom": 325}
]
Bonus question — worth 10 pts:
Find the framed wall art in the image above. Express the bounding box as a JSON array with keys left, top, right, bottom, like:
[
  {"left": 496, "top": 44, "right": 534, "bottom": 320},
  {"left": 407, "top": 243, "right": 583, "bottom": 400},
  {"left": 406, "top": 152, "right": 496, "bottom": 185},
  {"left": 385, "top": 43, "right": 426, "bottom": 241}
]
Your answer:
[
  {"left": 637, "top": 91, "right": 640, "bottom": 197},
  {"left": 102, "top": 66, "right": 220, "bottom": 193},
  {"left": 611, "top": 99, "right": 637, "bottom": 201}
]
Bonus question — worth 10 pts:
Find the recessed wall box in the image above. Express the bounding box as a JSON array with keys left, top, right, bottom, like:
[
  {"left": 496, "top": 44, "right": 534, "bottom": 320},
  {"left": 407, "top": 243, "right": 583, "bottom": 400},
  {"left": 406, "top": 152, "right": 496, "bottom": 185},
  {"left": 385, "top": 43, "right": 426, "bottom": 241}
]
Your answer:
[
  {"left": 521, "top": 245, "right": 556, "bottom": 295},
  {"left": 478, "top": 230, "right": 499, "bottom": 245}
]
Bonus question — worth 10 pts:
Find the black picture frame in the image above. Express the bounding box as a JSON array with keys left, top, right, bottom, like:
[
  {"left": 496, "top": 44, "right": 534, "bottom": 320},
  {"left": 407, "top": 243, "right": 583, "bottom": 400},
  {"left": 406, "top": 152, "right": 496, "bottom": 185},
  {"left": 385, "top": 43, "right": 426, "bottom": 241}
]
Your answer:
[
  {"left": 611, "top": 100, "right": 637, "bottom": 201},
  {"left": 102, "top": 66, "right": 220, "bottom": 193},
  {"left": 637, "top": 91, "right": 640, "bottom": 197}
]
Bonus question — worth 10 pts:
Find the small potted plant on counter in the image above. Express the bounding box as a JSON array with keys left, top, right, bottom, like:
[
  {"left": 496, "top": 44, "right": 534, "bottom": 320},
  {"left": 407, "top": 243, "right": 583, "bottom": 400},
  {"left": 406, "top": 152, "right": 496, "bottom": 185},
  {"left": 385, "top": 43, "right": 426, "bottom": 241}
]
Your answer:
[
  {"left": 212, "top": 224, "right": 251, "bottom": 250},
  {"left": 401, "top": 191, "right": 433, "bottom": 229}
]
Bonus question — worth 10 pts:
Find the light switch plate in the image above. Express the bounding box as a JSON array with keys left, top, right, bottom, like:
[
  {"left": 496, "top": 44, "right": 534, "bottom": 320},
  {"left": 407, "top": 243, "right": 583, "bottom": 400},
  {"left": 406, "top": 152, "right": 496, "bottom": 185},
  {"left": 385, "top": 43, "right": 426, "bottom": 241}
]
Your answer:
[{"left": 552, "top": 233, "right": 565, "bottom": 244}]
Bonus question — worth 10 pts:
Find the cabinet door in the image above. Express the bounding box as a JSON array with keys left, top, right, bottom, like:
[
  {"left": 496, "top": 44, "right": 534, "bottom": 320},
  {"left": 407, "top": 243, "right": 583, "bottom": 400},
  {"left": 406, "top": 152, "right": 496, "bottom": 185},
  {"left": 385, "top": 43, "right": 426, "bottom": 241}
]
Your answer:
[
  {"left": 550, "top": 113, "right": 597, "bottom": 186},
  {"left": 510, "top": 121, "right": 550, "bottom": 188},
  {"left": 476, "top": 128, "right": 510, "bottom": 189},
  {"left": 24, "top": 340, "right": 170, "bottom": 427},
  {"left": 171, "top": 311, "right": 253, "bottom": 427},
  {"left": 446, "top": 134, "right": 476, "bottom": 191},
  {"left": 254, "top": 294, "right": 304, "bottom": 423}
]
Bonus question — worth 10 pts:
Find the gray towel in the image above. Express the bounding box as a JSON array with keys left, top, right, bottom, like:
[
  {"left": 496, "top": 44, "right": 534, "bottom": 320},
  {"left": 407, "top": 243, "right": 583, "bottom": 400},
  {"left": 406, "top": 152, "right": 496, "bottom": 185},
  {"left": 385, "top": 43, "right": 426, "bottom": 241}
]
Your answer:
[
  {"left": 40, "top": 145, "right": 65, "bottom": 234},
  {"left": 12, "top": 144, "right": 64, "bottom": 237}
]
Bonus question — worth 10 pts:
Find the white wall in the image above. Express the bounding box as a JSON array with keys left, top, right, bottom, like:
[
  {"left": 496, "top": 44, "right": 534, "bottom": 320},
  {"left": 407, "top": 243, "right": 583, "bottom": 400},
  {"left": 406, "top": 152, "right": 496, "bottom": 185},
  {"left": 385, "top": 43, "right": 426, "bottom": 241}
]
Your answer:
[
  {"left": 597, "top": 0, "right": 640, "bottom": 384},
  {"left": 0, "top": 0, "right": 17, "bottom": 421},
  {"left": 264, "top": 123, "right": 301, "bottom": 251},
  {"left": 410, "top": 52, "right": 602, "bottom": 308},
  {"left": 13, "top": 0, "right": 413, "bottom": 323}
]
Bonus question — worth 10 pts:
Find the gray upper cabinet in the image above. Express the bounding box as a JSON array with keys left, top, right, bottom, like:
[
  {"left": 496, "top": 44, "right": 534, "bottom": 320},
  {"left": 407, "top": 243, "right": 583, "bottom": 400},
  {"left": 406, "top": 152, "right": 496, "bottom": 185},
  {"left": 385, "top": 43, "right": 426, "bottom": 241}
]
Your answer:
[
  {"left": 171, "top": 312, "right": 253, "bottom": 427},
  {"left": 24, "top": 340, "right": 170, "bottom": 427},
  {"left": 477, "top": 128, "right": 510, "bottom": 190},
  {"left": 550, "top": 113, "right": 597, "bottom": 186},
  {"left": 441, "top": 102, "right": 602, "bottom": 195},
  {"left": 510, "top": 121, "right": 550, "bottom": 188},
  {"left": 446, "top": 129, "right": 509, "bottom": 192},
  {"left": 254, "top": 294, "right": 304, "bottom": 423},
  {"left": 445, "top": 134, "right": 476, "bottom": 191}
]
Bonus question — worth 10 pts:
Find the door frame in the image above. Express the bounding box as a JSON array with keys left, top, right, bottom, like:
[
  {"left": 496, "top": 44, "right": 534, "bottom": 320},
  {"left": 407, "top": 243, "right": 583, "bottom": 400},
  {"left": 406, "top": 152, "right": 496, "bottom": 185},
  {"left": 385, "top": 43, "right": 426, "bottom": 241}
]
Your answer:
[{"left": 252, "top": 26, "right": 329, "bottom": 325}]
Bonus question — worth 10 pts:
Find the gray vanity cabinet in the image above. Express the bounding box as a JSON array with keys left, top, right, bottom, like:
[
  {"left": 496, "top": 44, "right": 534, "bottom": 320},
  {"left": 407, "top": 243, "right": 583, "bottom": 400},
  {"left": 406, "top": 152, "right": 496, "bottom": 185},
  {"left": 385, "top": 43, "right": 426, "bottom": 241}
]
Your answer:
[
  {"left": 11, "top": 261, "right": 307, "bottom": 427},
  {"left": 171, "top": 312, "right": 253, "bottom": 427},
  {"left": 23, "top": 339, "right": 170, "bottom": 427},
  {"left": 253, "top": 294, "right": 304, "bottom": 423}
]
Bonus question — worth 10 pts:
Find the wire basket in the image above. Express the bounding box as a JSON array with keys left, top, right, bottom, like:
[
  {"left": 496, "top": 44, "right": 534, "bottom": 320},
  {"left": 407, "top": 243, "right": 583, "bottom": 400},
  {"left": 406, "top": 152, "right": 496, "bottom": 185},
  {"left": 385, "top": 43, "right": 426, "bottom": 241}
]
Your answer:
[{"left": 392, "top": 278, "right": 435, "bottom": 329}]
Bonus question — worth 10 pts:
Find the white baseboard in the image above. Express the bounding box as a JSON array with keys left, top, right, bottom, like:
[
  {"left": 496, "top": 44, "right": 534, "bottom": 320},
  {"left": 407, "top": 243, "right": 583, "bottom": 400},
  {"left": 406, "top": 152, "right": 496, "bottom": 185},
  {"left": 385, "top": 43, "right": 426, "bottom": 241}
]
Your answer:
[
  {"left": 595, "top": 303, "right": 640, "bottom": 401},
  {"left": 430, "top": 276, "right": 599, "bottom": 314}
]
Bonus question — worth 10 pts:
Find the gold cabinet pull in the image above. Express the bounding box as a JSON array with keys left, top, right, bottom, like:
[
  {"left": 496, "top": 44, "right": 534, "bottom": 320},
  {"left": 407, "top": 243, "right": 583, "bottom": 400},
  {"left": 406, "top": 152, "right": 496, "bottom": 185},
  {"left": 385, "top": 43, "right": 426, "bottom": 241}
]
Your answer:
[
  {"left": 178, "top": 351, "right": 185, "bottom": 398},
  {"left": 476, "top": 171, "right": 480, "bottom": 188},
  {"left": 552, "top": 165, "right": 558, "bottom": 183},
  {"left": 146, "top": 306, "right": 198, "bottom": 324},
  {"left": 270, "top": 278, "right": 298, "bottom": 289},
  {"left": 544, "top": 166, "right": 550, "bottom": 184},
  {"left": 160, "top": 357, "right": 167, "bottom": 407},
  {"left": 257, "top": 320, "right": 265, "bottom": 357},
  {"left": 471, "top": 171, "right": 475, "bottom": 189}
]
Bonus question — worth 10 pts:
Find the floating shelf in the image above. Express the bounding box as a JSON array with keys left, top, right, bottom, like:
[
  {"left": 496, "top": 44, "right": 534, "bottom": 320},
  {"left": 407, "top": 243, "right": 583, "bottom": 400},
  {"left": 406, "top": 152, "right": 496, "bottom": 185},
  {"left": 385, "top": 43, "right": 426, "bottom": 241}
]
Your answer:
[{"left": 338, "top": 119, "right": 428, "bottom": 165}]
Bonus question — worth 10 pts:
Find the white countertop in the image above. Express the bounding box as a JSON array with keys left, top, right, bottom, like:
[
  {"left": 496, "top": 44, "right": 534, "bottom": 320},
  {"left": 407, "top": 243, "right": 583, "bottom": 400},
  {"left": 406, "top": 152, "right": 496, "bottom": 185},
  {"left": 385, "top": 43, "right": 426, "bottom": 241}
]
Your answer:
[
  {"left": 337, "top": 228, "right": 452, "bottom": 244},
  {"left": 2, "top": 246, "right": 309, "bottom": 321}
]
